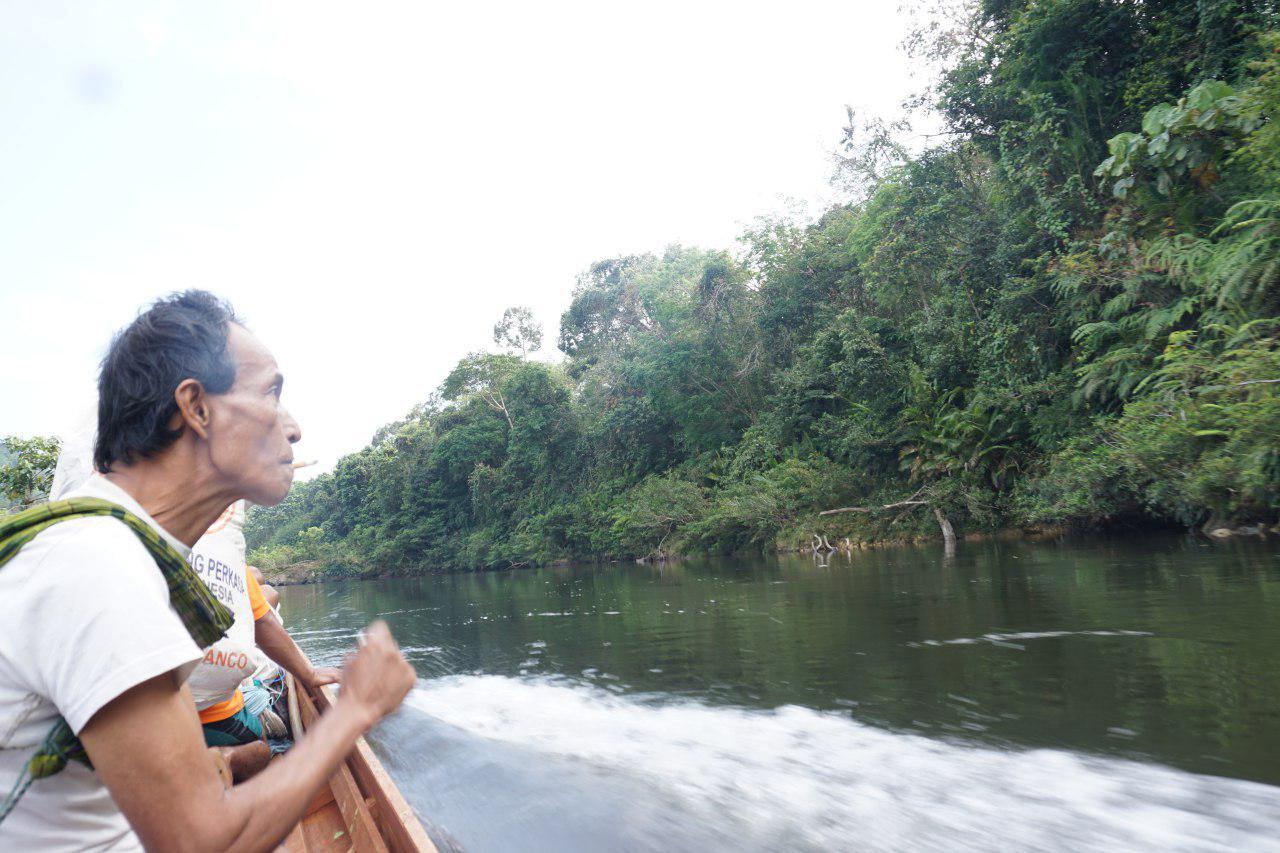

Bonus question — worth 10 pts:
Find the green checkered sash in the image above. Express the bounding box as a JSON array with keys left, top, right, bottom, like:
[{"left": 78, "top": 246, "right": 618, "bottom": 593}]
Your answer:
[{"left": 0, "top": 497, "right": 234, "bottom": 822}]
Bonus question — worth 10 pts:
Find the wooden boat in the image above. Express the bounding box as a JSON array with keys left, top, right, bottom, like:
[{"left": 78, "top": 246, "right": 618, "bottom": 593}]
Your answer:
[{"left": 281, "top": 675, "right": 437, "bottom": 852}]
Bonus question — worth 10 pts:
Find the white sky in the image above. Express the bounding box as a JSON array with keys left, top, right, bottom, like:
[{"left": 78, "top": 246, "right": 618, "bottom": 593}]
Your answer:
[{"left": 0, "top": 1, "right": 924, "bottom": 477}]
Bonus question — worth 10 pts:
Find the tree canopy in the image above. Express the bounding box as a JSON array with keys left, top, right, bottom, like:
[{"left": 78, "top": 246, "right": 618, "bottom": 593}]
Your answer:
[
  {"left": 0, "top": 435, "right": 61, "bottom": 511},
  {"left": 247, "top": 0, "right": 1280, "bottom": 575}
]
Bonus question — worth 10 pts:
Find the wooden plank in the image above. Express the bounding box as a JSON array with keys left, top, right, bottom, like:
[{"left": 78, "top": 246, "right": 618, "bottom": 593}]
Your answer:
[
  {"left": 349, "top": 737, "right": 437, "bottom": 853},
  {"left": 329, "top": 756, "right": 389, "bottom": 853},
  {"left": 307, "top": 685, "right": 395, "bottom": 852},
  {"left": 300, "top": 801, "right": 352, "bottom": 852},
  {"left": 287, "top": 672, "right": 304, "bottom": 736},
  {"left": 288, "top": 679, "right": 434, "bottom": 851},
  {"left": 297, "top": 679, "right": 321, "bottom": 730},
  {"left": 318, "top": 686, "right": 438, "bottom": 853}
]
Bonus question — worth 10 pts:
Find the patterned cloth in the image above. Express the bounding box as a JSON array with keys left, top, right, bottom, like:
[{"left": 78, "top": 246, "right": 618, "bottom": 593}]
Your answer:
[{"left": 0, "top": 497, "right": 234, "bottom": 822}]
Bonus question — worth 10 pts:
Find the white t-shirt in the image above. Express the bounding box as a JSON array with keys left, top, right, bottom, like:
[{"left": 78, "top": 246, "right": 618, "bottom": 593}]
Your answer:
[
  {"left": 186, "top": 501, "right": 266, "bottom": 710},
  {"left": 0, "top": 476, "right": 202, "bottom": 851}
]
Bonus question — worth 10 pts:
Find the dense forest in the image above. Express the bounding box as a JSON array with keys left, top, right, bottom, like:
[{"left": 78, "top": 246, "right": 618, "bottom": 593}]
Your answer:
[{"left": 228, "top": 1, "right": 1278, "bottom": 572}]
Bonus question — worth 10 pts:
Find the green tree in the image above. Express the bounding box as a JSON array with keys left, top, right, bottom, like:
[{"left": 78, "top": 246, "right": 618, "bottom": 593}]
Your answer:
[
  {"left": 493, "top": 306, "right": 544, "bottom": 358},
  {"left": 1, "top": 435, "right": 62, "bottom": 510}
]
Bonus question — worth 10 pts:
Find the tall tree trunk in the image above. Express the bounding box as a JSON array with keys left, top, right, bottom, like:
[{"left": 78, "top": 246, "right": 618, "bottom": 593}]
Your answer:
[{"left": 933, "top": 505, "right": 956, "bottom": 554}]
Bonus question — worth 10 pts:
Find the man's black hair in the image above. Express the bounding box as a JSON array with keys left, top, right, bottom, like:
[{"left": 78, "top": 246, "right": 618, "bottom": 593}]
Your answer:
[{"left": 94, "top": 290, "right": 241, "bottom": 473}]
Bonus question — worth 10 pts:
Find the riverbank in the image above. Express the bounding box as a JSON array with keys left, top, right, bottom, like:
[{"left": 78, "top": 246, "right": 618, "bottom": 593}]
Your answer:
[
  {"left": 243, "top": 13, "right": 1280, "bottom": 602},
  {"left": 259, "top": 559, "right": 377, "bottom": 587},
  {"left": 254, "top": 518, "right": 1269, "bottom": 586}
]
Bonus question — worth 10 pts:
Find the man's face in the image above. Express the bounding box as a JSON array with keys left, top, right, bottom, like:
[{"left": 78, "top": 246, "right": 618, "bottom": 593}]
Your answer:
[{"left": 205, "top": 324, "right": 301, "bottom": 506}]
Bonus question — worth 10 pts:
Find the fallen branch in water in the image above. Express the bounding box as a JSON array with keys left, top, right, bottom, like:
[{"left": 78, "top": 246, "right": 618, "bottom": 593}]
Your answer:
[
  {"left": 817, "top": 488, "right": 955, "bottom": 551},
  {"left": 819, "top": 499, "right": 928, "bottom": 515},
  {"left": 820, "top": 488, "right": 929, "bottom": 516}
]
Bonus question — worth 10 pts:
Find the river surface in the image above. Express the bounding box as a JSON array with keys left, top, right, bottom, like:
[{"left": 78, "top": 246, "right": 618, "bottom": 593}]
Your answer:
[{"left": 279, "top": 535, "right": 1280, "bottom": 852}]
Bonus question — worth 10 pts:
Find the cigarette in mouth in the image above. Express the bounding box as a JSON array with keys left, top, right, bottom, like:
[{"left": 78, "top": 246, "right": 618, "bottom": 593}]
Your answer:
[{"left": 292, "top": 459, "right": 318, "bottom": 470}]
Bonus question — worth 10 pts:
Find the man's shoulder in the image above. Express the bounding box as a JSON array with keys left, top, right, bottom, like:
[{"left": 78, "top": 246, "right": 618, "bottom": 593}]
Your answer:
[
  {"left": 24, "top": 513, "right": 153, "bottom": 563},
  {"left": 4, "top": 514, "right": 162, "bottom": 600}
]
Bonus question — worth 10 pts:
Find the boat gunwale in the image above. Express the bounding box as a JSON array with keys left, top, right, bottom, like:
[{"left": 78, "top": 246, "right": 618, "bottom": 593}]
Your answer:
[{"left": 284, "top": 675, "right": 437, "bottom": 853}]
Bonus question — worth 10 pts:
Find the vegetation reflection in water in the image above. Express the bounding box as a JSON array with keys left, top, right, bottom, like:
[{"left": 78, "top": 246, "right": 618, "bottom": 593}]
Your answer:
[{"left": 281, "top": 535, "right": 1280, "bottom": 787}]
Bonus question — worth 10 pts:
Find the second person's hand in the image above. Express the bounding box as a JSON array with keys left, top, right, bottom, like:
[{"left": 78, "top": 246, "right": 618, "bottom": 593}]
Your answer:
[{"left": 304, "top": 665, "right": 343, "bottom": 689}]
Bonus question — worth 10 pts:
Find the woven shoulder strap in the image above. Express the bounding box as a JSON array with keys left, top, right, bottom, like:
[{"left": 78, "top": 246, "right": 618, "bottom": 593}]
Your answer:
[{"left": 0, "top": 498, "right": 233, "bottom": 822}]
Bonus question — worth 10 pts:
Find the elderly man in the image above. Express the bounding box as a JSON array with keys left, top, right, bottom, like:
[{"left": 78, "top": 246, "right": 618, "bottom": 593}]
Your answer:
[
  {"left": 48, "top": 436, "right": 339, "bottom": 770},
  {"left": 0, "top": 291, "right": 414, "bottom": 851}
]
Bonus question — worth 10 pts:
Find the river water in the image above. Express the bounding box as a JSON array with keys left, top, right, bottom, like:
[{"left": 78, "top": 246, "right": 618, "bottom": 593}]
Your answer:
[{"left": 279, "top": 535, "right": 1280, "bottom": 852}]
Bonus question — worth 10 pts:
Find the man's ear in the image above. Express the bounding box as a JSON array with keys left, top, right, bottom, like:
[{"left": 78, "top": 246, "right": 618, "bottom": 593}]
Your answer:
[{"left": 172, "top": 379, "right": 212, "bottom": 440}]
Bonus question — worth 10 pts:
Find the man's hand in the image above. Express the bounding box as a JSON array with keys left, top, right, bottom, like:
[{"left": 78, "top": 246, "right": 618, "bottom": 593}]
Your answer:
[
  {"left": 304, "top": 665, "right": 342, "bottom": 689},
  {"left": 338, "top": 620, "right": 415, "bottom": 729}
]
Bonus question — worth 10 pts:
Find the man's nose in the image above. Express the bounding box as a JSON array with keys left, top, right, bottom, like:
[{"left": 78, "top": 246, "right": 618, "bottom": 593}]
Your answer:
[{"left": 281, "top": 406, "right": 302, "bottom": 444}]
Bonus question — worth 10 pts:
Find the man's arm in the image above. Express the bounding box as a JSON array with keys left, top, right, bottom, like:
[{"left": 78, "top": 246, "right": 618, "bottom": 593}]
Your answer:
[
  {"left": 255, "top": 611, "right": 341, "bottom": 689},
  {"left": 79, "top": 621, "right": 413, "bottom": 853}
]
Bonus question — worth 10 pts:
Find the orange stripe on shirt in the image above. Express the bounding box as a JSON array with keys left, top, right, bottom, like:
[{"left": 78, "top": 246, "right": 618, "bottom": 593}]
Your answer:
[
  {"left": 198, "top": 689, "right": 246, "bottom": 724},
  {"left": 246, "top": 569, "right": 271, "bottom": 621}
]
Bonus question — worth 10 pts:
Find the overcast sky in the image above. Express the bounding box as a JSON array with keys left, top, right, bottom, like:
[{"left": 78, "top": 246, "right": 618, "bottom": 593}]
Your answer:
[{"left": 0, "top": 1, "right": 925, "bottom": 477}]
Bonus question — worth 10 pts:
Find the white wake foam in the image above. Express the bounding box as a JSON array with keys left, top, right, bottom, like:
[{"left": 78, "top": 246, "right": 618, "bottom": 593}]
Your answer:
[{"left": 404, "top": 675, "right": 1280, "bottom": 852}]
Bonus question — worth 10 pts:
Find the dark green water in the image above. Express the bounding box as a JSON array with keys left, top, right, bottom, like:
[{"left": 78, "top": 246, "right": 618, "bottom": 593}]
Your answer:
[{"left": 280, "top": 535, "right": 1280, "bottom": 852}]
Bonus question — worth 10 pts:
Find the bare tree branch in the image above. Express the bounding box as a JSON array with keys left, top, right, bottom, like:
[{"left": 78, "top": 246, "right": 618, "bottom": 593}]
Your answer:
[{"left": 819, "top": 500, "right": 928, "bottom": 516}]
